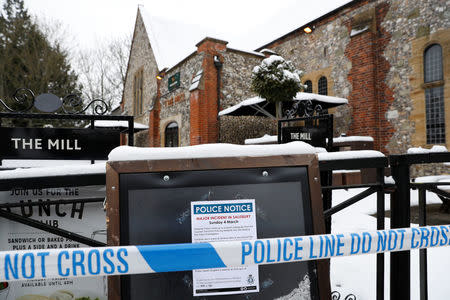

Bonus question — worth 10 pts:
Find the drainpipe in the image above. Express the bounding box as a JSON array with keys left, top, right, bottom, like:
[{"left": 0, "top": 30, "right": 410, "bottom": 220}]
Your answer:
[{"left": 214, "top": 55, "right": 223, "bottom": 142}]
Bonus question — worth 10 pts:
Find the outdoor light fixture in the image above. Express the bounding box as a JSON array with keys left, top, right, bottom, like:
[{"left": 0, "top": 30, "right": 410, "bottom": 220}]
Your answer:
[
  {"left": 156, "top": 74, "right": 164, "bottom": 80},
  {"left": 304, "top": 26, "right": 313, "bottom": 34}
]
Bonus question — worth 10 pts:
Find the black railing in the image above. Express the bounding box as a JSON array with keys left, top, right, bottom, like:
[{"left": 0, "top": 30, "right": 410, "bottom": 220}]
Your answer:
[
  {"left": 319, "top": 156, "right": 388, "bottom": 300},
  {"left": 320, "top": 152, "right": 450, "bottom": 300},
  {"left": 389, "top": 152, "right": 450, "bottom": 300}
]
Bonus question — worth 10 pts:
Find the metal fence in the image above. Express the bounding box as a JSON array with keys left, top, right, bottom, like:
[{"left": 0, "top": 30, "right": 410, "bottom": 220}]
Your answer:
[{"left": 320, "top": 152, "right": 450, "bottom": 300}]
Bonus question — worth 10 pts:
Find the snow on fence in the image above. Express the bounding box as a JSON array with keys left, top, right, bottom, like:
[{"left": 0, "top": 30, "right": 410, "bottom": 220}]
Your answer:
[{"left": 1, "top": 225, "right": 449, "bottom": 282}]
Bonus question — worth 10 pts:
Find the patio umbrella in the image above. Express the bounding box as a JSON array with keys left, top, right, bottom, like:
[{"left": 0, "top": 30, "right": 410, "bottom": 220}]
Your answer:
[{"left": 218, "top": 92, "right": 348, "bottom": 119}]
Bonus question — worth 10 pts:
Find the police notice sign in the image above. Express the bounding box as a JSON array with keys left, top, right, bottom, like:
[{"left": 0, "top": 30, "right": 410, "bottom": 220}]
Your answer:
[{"left": 191, "top": 199, "right": 259, "bottom": 296}]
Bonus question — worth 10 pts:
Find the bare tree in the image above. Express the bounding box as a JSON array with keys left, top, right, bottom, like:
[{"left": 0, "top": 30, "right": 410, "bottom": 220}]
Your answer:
[{"left": 76, "top": 34, "right": 131, "bottom": 113}]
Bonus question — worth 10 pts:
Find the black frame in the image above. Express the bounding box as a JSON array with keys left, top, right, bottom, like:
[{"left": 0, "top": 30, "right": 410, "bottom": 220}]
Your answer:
[
  {"left": 106, "top": 154, "right": 330, "bottom": 300},
  {"left": 0, "top": 109, "right": 134, "bottom": 246}
]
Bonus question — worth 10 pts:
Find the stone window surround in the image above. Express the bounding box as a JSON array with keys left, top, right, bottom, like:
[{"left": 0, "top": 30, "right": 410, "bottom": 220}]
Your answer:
[
  {"left": 302, "top": 67, "right": 333, "bottom": 95},
  {"left": 159, "top": 114, "right": 182, "bottom": 147},
  {"left": 409, "top": 29, "right": 449, "bottom": 148}
]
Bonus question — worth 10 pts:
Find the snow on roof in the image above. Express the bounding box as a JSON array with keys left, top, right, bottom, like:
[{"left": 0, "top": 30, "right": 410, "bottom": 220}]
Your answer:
[
  {"left": 259, "top": 48, "right": 277, "bottom": 55},
  {"left": 407, "top": 145, "right": 448, "bottom": 154},
  {"left": 294, "top": 92, "right": 348, "bottom": 104},
  {"left": 245, "top": 134, "right": 278, "bottom": 145},
  {"left": 189, "top": 69, "right": 203, "bottom": 91},
  {"left": 137, "top": 6, "right": 274, "bottom": 70},
  {"left": 138, "top": 6, "right": 224, "bottom": 70},
  {"left": 333, "top": 135, "right": 374, "bottom": 143},
  {"left": 86, "top": 120, "right": 148, "bottom": 129},
  {"left": 227, "top": 47, "right": 265, "bottom": 57},
  {"left": 0, "top": 163, "right": 106, "bottom": 180},
  {"left": 108, "top": 142, "right": 318, "bottom": 161},
  {"left": 318, "top": 150, "right": 385, "bottom": 161},
  {"left": 218, "top": 92, "right": 348, "bottom": 116},
  {"left": 350, "top": 25, "right": 369, "bottom": 37},
  {"left": 218, "top": 96, "right": 265, "bottom": 116},
  {"left": 138, "top": 5, "right": 166, "bottom": 70}
]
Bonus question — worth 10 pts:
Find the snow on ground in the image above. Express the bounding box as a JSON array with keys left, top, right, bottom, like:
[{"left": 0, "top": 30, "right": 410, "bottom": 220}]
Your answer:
[
  {"left": 0, "top": 163, "right": 105, "bottom": 179},
  {"left": 331, "top": 188, "right": 450, "bottom": 299}
]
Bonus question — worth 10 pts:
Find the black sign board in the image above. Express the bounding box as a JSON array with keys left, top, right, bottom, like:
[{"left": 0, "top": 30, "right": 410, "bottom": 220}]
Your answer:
[
  {"left": 0, "top": 127, "right": 120, "bottom": 160},
  {"left": 107, "top": 155, "right": 330, "bottom": 300},
  {"left": 278, "top": 115, "right": 333, "bottom": 150}
]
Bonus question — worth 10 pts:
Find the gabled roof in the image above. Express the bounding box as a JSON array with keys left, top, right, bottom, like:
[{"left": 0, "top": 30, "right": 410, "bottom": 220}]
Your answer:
[
  {"left": 138, "top": 5, "right": 167, "bottom": 70},
  {"left": 137, "top": 5, "right": 213, "bottom": 70}
]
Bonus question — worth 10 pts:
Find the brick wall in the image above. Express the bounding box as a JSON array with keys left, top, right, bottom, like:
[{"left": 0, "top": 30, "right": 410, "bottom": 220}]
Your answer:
[{"left": 189, "top": 38, "right": 227, "bottom": 145}]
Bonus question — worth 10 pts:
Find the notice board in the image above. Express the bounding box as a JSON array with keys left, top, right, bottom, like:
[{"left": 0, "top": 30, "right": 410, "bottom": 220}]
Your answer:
[{"left": 106, "top": 155, "right": 330, "bottom": 300}]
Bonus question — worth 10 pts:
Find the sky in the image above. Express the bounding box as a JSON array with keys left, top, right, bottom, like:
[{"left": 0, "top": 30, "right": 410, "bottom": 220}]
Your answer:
[{"left": 8, "top": 0, "right": 352, "bottom": 68}]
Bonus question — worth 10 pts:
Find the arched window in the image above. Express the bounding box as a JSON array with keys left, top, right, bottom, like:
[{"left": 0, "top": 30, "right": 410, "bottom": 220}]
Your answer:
[
  {"left": 424, "top": 44, "right": 445, "bottom": 144},
  {"left": 318, "top": 76, "right": 328, "bottom": 95},
  {"left": 304, "top": 80, "right": 312, "bottom": 93},
  {"left": 165, "top": 122, "right": 179, "bottom": 147}
]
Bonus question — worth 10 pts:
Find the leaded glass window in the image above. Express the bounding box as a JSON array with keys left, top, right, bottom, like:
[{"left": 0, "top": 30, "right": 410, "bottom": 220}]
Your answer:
[
  {"left": 305, "top": 80, "right": 312, "bottom": 93},
  {"left": 425, "top": 87, "right": 445, "bottom": 144},
  {"left": 424, "top": 44, "right": 443, "bottom": 83},
  {"left": 424, "top": 44, "right": 445, "bottom": 144},
  {"left": 318, "top": 76, "right": 328, "bottom": 95}
]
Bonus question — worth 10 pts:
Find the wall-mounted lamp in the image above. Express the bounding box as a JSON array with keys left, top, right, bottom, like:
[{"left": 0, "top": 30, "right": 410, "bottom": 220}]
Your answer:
[
  {"left": 304, "top": 26, "right": 313, "bottom": 34},
  {"left": 156, "top": 68, "right": 167, "bottom": 81}
]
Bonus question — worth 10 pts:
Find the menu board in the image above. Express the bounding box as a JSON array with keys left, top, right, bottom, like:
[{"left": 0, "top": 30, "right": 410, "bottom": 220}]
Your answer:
[{"left": 0, "top": 186, "right": 107, "bottom": 300}]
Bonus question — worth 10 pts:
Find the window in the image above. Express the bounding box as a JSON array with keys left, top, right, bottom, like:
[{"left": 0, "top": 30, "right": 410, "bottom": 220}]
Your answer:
[
  {"left": 424, "top": 44, "right": 443, "bottom": 83},
  {"left": 165, "top": 122, "right": 179, "bottom": 147},
  {"left": 304, "top": 80, "right": 312, "bottom": 93},
  {"left": 424, "top": 44, "right": 445, "bottom": 144},
  {"left": 318, "top": 76, "right": 328, "bottom": 95},
  {"left": 133, "top": 69, "right": 143, "bottom": 115}
]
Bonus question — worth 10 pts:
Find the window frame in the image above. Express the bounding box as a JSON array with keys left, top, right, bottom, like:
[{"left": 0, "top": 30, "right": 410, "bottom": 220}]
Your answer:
[
  {"left": 164, "top": 122, "right": 179, "bottom": 147},
  {"left": 423, "top": 43, "right": 445, "bottom": 144},
  {"left": 318, "top": 76, "right": 328, "bottom": 96}
]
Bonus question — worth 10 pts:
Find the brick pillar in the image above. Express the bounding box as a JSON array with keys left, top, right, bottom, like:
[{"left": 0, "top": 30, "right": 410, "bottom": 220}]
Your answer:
[
  {"left": 148, "top": 100, "right": 160, "bottom": 146},
  {"left": 345, "top": 4, "right": 393, "bottom": 153},
  {"left": 190, "top": 37, "right": 227, "bottom": 145},
  {"left": 149, "top": 71, "right": 163, "bottom": 147},
  {"left": 374, "top": 3, "right": 394, "bottom": 153},
  {"left": 346, "top": 29, "right": 380, "bottom": 149}
]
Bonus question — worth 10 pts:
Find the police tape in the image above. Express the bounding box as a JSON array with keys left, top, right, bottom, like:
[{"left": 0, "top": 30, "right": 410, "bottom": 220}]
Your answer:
[{"left": 1, "top": 225, "right": 449, "bottom": 282}]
